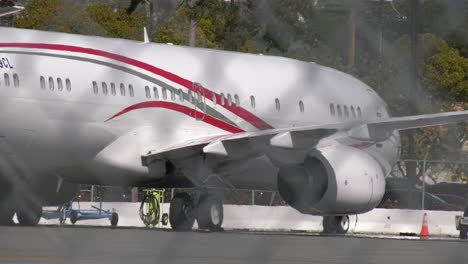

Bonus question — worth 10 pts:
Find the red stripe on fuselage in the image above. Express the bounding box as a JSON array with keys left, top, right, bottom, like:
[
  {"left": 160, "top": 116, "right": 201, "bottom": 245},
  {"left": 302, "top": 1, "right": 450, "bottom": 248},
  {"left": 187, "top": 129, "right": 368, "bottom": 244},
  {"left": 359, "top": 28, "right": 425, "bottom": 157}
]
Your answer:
[
  {"left": 105, "top": 101, "right": 245, "bottom": 134},
  {"left": 0, "top": 42, "right": 274, "bottom": 130}
]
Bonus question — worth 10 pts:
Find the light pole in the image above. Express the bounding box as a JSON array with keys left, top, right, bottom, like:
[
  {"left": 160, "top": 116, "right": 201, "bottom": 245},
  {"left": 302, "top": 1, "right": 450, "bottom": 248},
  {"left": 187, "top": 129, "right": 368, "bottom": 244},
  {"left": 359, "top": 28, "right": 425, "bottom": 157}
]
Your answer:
[{"left": 407, "top": 0, "right": 420, "bottom": 191}]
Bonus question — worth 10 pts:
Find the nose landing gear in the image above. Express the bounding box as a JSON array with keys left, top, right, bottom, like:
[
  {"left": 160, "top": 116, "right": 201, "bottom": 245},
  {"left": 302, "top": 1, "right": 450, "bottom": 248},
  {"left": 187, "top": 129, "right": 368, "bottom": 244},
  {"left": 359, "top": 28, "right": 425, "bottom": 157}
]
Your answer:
[{"left": 323, "top": 215, "right": 350, "bottom": 234}]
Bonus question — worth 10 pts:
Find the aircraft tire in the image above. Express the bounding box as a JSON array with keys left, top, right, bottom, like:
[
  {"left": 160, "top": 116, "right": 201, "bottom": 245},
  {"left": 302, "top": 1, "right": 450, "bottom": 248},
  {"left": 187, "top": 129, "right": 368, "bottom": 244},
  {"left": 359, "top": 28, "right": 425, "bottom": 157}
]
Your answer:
[
  {"left": 460, "top": 226, "right": 468, "bottom": 239},
  {"left": 0, "top": 206, "right": 14, "bottom": 226},
  {"left": 323, "top": 216, "right": 349, "bottom": 234},
  {"left": 336, "top": 215, "right": 350, "bottom": 234},
  {"left": 16, "top": 204, "right": 42, "bottom": 226},
  {"left": 197, "top": 195, "right": 223, "bottom": 231},
  {"left": 169, "top": 193, "right": 195, "bottom": 231},
  {"left": 322, "top": 216, "right": 336, "bottom": 233}
]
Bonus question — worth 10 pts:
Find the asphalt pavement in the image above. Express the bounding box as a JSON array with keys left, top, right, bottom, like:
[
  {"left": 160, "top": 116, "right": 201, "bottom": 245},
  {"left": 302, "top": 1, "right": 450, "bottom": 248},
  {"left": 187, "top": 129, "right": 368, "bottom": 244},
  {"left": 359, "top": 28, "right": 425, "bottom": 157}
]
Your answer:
[{"left": 0, "top": 226, "right": 466, "bottom": 264}]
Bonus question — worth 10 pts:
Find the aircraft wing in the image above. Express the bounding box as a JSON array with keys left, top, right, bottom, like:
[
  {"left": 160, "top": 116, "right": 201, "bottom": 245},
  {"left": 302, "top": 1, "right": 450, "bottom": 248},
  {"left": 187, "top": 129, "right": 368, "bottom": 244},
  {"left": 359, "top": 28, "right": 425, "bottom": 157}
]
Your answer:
[
  {"left": 142, "top": 110, "right": 468, "bottom": 166},
  {"left": 351, "top": 110, "right": 468, "bottom": 141},
  {"left": 141, "top": 125, "right": 339, "bottom": 166}
]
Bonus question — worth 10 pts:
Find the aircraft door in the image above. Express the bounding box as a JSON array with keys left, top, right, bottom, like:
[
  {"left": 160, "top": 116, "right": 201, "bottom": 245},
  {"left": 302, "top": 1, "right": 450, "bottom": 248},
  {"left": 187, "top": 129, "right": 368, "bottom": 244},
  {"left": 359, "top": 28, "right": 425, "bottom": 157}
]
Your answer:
[{"left": 193, "top": 82, "right": 206, "bottom": 121}]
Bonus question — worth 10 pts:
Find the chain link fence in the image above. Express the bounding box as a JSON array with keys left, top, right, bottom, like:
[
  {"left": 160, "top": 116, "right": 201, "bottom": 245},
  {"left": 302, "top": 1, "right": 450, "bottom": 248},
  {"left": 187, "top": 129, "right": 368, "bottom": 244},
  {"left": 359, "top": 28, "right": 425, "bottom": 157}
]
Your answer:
[{"left": 77, "top": 160, "right": 468, "bottom": 211}]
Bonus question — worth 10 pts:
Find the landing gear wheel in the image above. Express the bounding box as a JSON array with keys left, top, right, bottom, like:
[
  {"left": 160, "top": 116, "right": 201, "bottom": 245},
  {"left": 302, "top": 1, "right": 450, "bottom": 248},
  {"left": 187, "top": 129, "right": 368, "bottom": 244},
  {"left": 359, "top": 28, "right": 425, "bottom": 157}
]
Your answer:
[
  {"left": 110, "top": 212, "right": 119, "bottom": 227},
  {"left": 460, "top": 226, "right": 468, "bottom": 239},
  {"left": 169, "top": 193, "right": 195, "bottom": 231},
  {"left": 337, "top": 215, "right": 350, "bottom": 234},
  {"left": 70, "top": 210, "right": 78, "bottom": 224},
  {"left": 0, "top": 207, "right": 14, "bottom": 226},
  {"left": 323, "top": 216, "right": 349, "bottom": 234},
  {"left": 197, "top": 195, "right": 223, "bottom": 231},
  {"left": 461, "top": 208, "right": 468, "bottom": 239},
  {"left": 16, "top": 205, "right": 42, "bottom": 226},
  {"left": 162, "top": 213, "right": 169, "bottom": 226}
]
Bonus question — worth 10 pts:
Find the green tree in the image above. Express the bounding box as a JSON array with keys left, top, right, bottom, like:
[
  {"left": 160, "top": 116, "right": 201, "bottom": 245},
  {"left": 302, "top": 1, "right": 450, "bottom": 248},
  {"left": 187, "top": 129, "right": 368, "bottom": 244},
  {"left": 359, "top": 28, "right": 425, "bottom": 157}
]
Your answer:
[
  {"left": 86, "top": 4, "right": 147, "bottom": 40},
  {"left": 14, "top": 0, "right": 146, "bottom": 40},
  {"left": 424, "top": 44, "right": 468, "bottom": 103},
  {"left": 14, "top": 0, "right": 61, "bottom": 29}
]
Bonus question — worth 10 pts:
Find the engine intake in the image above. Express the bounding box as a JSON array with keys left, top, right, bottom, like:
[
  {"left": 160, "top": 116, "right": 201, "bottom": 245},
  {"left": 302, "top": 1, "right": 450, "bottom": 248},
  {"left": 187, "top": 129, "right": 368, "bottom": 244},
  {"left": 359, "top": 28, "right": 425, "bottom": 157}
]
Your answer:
[{"left": 278, "top": 145, "right": 385, "bottom": 215}]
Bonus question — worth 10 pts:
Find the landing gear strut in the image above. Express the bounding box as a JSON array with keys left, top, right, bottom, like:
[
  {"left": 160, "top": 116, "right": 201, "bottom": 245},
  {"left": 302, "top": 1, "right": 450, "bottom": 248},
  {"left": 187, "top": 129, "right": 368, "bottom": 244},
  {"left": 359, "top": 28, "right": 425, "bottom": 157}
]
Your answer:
[
  {"left": 169, "top": 191, "right": 224, "bottom": 232},
  {"left": 323, "top": 215, "right": 350, "bottom": 234}
]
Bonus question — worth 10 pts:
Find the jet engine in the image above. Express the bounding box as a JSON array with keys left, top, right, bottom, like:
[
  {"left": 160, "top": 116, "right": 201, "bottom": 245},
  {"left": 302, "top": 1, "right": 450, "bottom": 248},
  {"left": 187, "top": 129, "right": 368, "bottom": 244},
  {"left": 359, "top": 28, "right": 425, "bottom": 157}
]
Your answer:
[{"left": 277, "top": 145, "right": 385, "bottom": 215}]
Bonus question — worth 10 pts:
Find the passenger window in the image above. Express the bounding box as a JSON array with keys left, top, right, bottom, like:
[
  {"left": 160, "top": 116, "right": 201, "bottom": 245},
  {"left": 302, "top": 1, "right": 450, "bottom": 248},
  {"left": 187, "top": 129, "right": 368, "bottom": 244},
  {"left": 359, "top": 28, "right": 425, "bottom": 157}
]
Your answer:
[
  {"left": 57, "top": 78, "right": 63, "bottom": 91},
  {"left": 162, "top": 87, "right": 167, "bottom": 100},
  {"left": 153, "top": 87, "right": 159, "bottom": 99},
  {"left": 102, "top": 82, "right": 108, "bottom": 95},
  {"left": 49, "top": 77, "right": 54, "bottom": 91},
  {"left": 188, "top": 90, "right": 193, "bottom": 103},
  {"left": 13, "top": 74, "right": 19, "bottom": 87},
  {"left": 344, "top": 105, "right": 349, "bottom": 118},
  {"left": 120, "top": 83, "right": 126, "bottom": 96},
  {"left": 299, "top": 101, "right": 304, "bottom": 113},
  {"left": 234, "top": 95, "right": 240, "bottom": 107},
  {"left": 330, "top": 103, "right": 335, "bottom": 116},
  {"left": 337, "top": 105, "right": 342, "bottom": 117},
  {"left": 66, "top": 79, "right": 71, "bottom": 92},
  {"left": 145, "top": 86, "right": 151, "bottom": 98},
  {"left": 228, "top": 94, "right": 233, "bottom": 106},
  {"left": 93, "top": 81, "right": 98, "bottom": 94},
  {"left": 350, "top": 106, "right": 356, "bottom": 118},
  {"left": 275, "top": 98, "right": 280, "bottom": 111},
  {"left": 250, "top": 96, "right": 256, "bottom": 108},
  {"left": 170, "top": 89, "right": 175, "bottom": 101},
  {"left": 357, "top": 107, "right": 362, "bottom": 118},
  {"left": 197, "top": 92, "right": 202, "bottom": 103},
  {"left": 110, "top": 83, "right": 116, "bottom": 96},
  {"left": 178, "top": 89, "right": 184, "bottom": 102},
  {"left": 4, "top": 73, "right": 9, "bottom": 87},
  {"left": 40, "top": 76, "right": 46, "bottom": 89},
  {"left": 220, "top": 93, "right": 225, "bottom": 105},
  {"left": 212, "top": 93, "right": 217, "bottom": 105},
  {"left": 129, "top": 85, "right": 134, "bottom": 97}
]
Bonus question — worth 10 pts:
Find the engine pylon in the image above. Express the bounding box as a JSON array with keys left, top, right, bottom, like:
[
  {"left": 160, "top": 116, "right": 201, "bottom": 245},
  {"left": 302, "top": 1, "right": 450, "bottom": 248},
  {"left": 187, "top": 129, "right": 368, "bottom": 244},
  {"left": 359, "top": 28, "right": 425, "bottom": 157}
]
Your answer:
[{"left": 420, "top": 212, "right": 429, "bottom": 239}]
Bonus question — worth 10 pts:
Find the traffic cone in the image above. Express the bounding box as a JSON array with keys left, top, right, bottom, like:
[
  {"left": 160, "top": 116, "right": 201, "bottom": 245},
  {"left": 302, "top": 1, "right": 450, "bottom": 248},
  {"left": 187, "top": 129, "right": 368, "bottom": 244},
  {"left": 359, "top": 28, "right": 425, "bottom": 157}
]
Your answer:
[{"left": 420, "top": 212, "right": 429, "bottom": 239}]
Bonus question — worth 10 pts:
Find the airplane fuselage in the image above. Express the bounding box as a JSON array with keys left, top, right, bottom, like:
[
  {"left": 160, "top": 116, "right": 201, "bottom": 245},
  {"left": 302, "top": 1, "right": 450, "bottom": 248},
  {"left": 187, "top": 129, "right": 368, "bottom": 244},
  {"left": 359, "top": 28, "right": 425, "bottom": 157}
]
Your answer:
[{"left": 0, "top": 27, "right": 399, "bottom": 190}]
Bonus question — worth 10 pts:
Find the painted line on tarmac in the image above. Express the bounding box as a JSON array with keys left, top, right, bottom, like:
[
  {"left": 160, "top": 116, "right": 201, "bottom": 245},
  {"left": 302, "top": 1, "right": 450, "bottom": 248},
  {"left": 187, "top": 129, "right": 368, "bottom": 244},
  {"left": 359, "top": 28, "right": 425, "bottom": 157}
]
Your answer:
[
  {"left": 0, "top": 254, "right": 64, "bottom": 261},
  {"left": 34, "top": 223, "right": 468, "bottom": 242}
]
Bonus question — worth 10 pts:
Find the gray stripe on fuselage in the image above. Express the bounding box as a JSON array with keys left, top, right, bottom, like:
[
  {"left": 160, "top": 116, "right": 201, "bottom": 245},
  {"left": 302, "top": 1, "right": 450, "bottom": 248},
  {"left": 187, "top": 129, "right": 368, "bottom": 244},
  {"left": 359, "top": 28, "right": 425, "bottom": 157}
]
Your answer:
[{"left": 0, "top": 50, "right": 240, "bottom": 128}]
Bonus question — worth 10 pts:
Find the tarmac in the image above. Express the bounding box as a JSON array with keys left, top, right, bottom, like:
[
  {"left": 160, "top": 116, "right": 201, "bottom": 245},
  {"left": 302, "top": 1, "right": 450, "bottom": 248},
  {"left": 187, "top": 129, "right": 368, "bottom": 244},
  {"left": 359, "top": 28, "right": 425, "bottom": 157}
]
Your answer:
[{"left": 0, "top": 225, "right": 467, "bottom": 264}]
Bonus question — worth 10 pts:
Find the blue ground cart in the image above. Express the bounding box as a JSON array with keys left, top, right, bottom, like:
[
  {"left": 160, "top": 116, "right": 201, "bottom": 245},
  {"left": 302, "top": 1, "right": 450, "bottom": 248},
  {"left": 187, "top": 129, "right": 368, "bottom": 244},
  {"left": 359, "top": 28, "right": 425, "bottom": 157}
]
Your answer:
[{"left": 42, "top": 197, "right": 119, "bottom": 226}]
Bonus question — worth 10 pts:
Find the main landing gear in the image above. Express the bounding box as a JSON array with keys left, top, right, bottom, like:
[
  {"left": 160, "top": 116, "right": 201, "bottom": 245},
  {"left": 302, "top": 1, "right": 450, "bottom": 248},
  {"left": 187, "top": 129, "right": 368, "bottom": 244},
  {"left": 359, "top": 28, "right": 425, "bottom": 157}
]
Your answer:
[
  {"left": 169, "top": 191, "right": 224, "bottom": 232},
  {"left": 322, "top": 215, "right": 350, "bottom": 234},
  {"left": 0, "top": 197, "right": 42, "bottom": 226},
  {"left": 0, "top": 180, "right": 42, "bottom": 226}
]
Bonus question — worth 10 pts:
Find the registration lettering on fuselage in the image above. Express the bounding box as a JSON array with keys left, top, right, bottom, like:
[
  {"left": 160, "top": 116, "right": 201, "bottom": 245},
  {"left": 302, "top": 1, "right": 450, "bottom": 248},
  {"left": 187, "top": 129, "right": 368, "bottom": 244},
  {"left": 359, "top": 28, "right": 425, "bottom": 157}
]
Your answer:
[{"left": 0, "top": 58, "right": 13, "bottom": 69}]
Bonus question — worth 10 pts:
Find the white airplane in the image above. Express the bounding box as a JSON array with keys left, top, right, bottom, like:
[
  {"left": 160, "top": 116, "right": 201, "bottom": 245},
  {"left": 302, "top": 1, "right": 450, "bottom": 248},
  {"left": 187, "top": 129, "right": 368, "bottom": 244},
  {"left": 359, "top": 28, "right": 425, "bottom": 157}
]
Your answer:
[{"left": 0, "top": 27, "right": 466, "bottom": 232}]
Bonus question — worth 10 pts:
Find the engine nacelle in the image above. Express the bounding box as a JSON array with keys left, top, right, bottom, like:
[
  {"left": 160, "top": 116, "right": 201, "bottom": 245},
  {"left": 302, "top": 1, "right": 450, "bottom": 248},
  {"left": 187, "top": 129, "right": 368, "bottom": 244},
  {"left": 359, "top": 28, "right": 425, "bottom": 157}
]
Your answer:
[{"left": 278, "top": 145, "right": 385, "bottom": 215}]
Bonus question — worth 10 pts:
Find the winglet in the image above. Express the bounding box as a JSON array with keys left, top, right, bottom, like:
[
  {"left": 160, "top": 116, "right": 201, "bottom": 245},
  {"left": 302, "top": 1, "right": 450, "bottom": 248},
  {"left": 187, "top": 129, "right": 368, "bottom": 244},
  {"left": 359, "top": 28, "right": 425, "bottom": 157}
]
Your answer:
[{"left": 143, "top": 27, "right": 150, "bottom": 43}]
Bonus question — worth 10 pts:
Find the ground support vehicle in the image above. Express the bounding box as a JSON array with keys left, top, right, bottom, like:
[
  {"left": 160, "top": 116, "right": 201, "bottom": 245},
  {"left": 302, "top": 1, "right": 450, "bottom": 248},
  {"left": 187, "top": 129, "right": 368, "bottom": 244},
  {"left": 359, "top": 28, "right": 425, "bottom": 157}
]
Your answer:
[
  {"left": 139, "top": 189, "right": 169, "bottom": 227},
  {"left": 43, "top": 198, "right": 119, "bottom": 226},
  {"left": 455, "top": 206, "right": 468, "bottom": 239}
]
